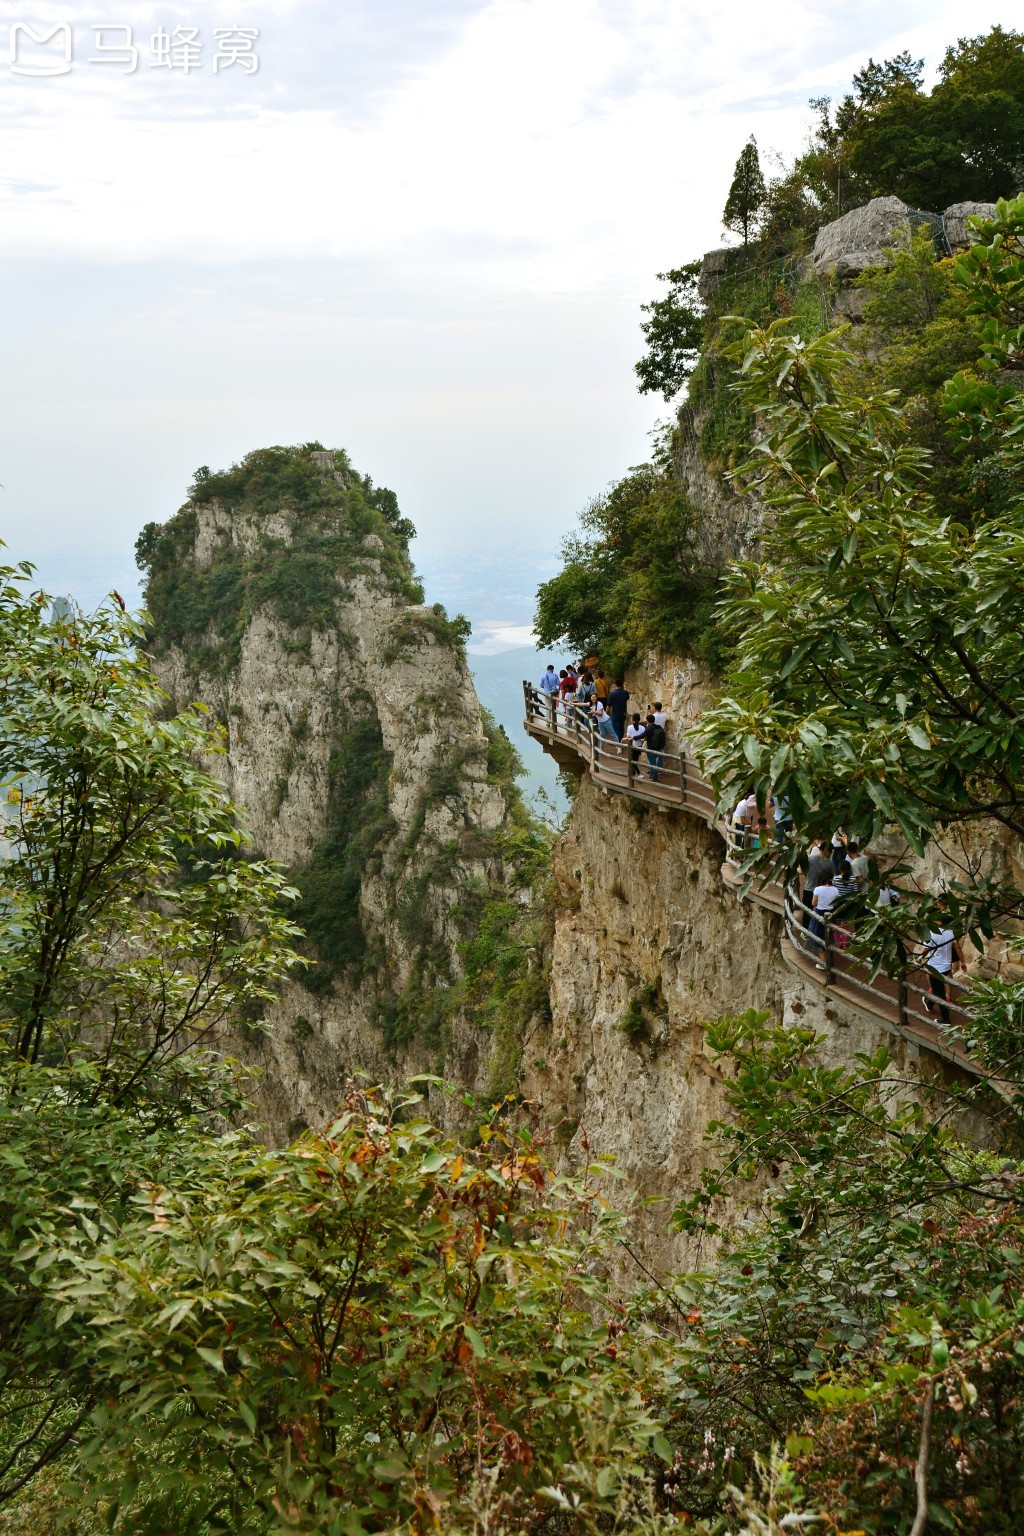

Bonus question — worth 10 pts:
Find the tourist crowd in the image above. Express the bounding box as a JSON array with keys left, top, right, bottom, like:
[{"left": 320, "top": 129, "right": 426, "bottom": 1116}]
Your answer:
[
  {"left": 537, "top": 660, "right": 669, "bottom": 782},
  {"left": 535, "top": 664, "right": 969, "bottom": 1033},
  {"left": 731, "top": 791, "right": 967, "bottom": 1027}
]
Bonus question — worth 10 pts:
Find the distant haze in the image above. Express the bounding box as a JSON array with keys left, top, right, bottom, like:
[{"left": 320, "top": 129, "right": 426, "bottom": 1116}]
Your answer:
[{"left": 3, "top": 0, "right": 1020, "bottom": 708}]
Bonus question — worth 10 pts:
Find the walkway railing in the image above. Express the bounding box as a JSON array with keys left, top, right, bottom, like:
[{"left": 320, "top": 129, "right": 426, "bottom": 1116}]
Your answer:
[
  {"left": 523, "top": 682, "right": 1001, "bottom": 1091},
  {"left": 523, "top": 684, "right": 717, "bottom": 817}
]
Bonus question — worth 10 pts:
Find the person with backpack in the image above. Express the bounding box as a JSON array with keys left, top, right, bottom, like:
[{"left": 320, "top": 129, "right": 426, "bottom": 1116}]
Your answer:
[
  {"left": 593, "top": 668, "right": 611, "bottom": 701},
  {"left": 575, "top": 670, "right": 596, "bottom": 733}
]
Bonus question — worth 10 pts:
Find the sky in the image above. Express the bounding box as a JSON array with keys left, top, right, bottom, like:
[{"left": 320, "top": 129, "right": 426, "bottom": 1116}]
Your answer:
[{"left": 2, "top": 0, "right": 1022, "bottom": 644}]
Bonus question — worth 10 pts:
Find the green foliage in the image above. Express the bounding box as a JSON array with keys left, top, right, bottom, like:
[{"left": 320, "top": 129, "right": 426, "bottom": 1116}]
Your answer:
[
  {"left": 0, "top": 562, "right": 302, "bottom": 1509},
  {"left": 722, "top": 137, "right": 767, "bottom": 246},
  {"left": 687, "top": 249, "right": 815, "bottom": 474},
  {"left": 635, "top": 262, "right": 706, "bottom": 400},
  {"left": 776, "top": 28, "right": 1024, "bottom": 222},
  {"left": 291, "top": 719, "right": 395, "bottom": 992},
  {"left": 947, "top": 193, "right": 1024, "bottom": 382},
  {"left": 851, "top": 227, "right": 993, "bottom": 524},
  {"left": 618, "top": 981, "right": 662, "bottom": 1048},
  {"left": 137, "top": 445, "right": 422, "bottom": 675},
  {"left": 381, "top": 601, "right": 472, "bottom": 665},
  {"left": 656, "top": 1011, "right": 1024, "bottom": 1532},
  {"left": 534, "top": 459, "right": 725, "bottom": 671},
  {"left": 8, "top": 1084, "right": 679, "bottom": 1535},
  {"left": 459, "top": 879, "right": 554, "bottom": 1102},
  {"left": 694, "top": 315, "right": 1024, "bottom": 957}
]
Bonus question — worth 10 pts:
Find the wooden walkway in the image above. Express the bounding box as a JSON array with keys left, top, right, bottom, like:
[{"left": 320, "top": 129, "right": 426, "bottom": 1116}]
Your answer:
[{"left": 523, "top": 683, "right": 1003, "bottom": 1093}]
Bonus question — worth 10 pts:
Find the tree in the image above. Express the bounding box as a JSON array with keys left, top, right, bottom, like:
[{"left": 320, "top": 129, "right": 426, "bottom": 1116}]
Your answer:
[
  {"left": 533, "top": 460, "right": 724, "bottom": 673},
  {"left": 0, "top": 562, "right": 303, "bottom": 1505},
  {"left": 660, "top": 1010, "right": 1024, "bottom": 1533},
  {"left": 723, "top": 137, "right": 767, "bottom": 246},
  {"left": 62, "top": 1086, "right": 679, "bottom": 1534},
  {"left": 635, "top": 262, "right": 706, "bottom": 399},
  {"left": 690, "top": 196, "right": 1024, "bottom": 1041}
]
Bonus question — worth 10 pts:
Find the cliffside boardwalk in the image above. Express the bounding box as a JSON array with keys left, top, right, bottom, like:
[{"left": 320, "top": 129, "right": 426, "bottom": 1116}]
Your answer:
[{"left": 522, "top": 681, "right": 1002, "bottom": 1092}]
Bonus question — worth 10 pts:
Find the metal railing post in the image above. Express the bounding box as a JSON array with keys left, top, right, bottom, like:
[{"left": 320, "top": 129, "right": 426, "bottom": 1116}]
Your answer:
[{"left": 824, "top": 921, "right": 833, "bottom": 987}]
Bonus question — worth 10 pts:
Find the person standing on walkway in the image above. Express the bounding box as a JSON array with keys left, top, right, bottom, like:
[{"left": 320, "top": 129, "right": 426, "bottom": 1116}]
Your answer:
[
  {"left": 770, "top": 790, "right": 793, "bottom": 844},
  {"left": 575, "top": 670, "right": 596, "bottom": 732},
  {"left": 921, "top": 919, "right": 965, "bottom": 1027},
  {"left": 538, "top": 663, "right": 560, "bottom": 724},
  {"left": 594, "top": 668, "right": 610, "bottom": 701},
  {"left": 831, "top": 827, "right": 848, "bottom": 871},
  {"left": 802, "top": 837, "right": 834, "bottom": 926},
  {"left": 608, "top": 678, "right": 630, "bottom": 740},
  {"left": 847, "top": 840, "right": 870, "bottom": 887},
  {"left": 809, "top": 870, "right": 839, "bottom": 964},
  {"left": 626, "top": 713, "right": 646, "bottom": 774},
  {"left": 831, "top": 859, "right": 859, "bottom": 950},
  {"left": 644, "top": 712, "right": 666, "bottom": 782}
]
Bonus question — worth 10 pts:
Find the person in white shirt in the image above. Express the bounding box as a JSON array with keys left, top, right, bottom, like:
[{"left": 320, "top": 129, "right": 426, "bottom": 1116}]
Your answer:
[
  {"left": 809, "top": 872, "right": 838, "bottom": 965},
  {"left": 921, "top": 922, "right": 965, "bottom": 1026},
  {"left": 592, "top": 699, "right": 618, "bottom": 743},
  {"left": 732, "top": 792, "right": 758, "bottom": 852},
  {"left": 625, "top": 714, "right": 646, "bottom": 774}
]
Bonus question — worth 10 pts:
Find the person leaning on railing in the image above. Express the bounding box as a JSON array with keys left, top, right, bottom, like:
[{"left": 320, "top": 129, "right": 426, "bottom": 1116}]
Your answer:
[
  {"left": 732, "top": 791, "right": 758, "bottom": 853},
  {"left": 592, "top": 698, "right": 619, "bottom": 743}
]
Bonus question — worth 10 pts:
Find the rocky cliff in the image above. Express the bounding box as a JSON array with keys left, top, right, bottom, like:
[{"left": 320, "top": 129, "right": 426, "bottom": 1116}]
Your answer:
[
  {"left": 138, "top": 444, "right": 545, "bottom": 1141},
  {"left": 517, "top": 655, "right": 979, "bottom": 1274}
]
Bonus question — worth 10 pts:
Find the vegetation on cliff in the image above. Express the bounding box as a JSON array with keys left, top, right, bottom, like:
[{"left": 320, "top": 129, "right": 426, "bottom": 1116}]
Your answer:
[
  {"left": 4, "top": 582, "right": 1024, "bottom": 1534},
  {"left": 539, "top": 27, "right": 1024, "bottom": 673},
  {"left": 136, "top": 443, "right": 423, "bottom": 675},
  {"left": 696, "top": 196, "right": 1024, "bottom": 967},
  {"left": 533, "top": 450, "right": 725, "bottom": 673}
]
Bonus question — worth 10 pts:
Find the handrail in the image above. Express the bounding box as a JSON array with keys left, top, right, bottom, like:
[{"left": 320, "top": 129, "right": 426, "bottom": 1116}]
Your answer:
[{"left": 523, "top": 681, "right": 1001, "bottom": 1091}]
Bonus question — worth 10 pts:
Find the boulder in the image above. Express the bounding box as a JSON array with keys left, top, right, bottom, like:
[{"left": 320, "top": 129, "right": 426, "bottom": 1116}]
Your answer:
[
  {"left": 698, "top": 247, "right": 730, "bottom": 304},
  {"left": 943, "top": 201, "right": 997, "bottom": 251},
  {"left": 811, "top": 196, "right": 918, "bottom": 278}
]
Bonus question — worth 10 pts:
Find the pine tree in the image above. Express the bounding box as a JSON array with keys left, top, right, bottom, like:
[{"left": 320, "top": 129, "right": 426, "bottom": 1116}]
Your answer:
[{"left": 723, "top": 136, "right": 767, "bottom": 245}]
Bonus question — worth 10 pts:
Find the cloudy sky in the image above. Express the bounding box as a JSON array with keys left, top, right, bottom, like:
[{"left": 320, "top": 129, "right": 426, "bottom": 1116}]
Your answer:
[{"left": 1, "top": 0, "right": 1021, "bottom": 642}]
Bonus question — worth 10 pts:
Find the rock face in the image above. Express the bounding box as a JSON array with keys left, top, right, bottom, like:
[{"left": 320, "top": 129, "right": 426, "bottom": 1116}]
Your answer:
[
  {"left": 520, "top": 654, "right": 998, "bottom": 1272},
  {"left": 139, "top": 445, "right": 537, "bottom": 1141},
  {"left": 519, "top": 772, "right": 923, "bottom": 1273},
  {"left": 943, "top": 201, "right": 998, "bottom": 250},
  {"left": 671, "top": 404, "right": 763, "bottom": 567},
  {"left": 810, "top": 195, "right": 925, "bottom": 279}
]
